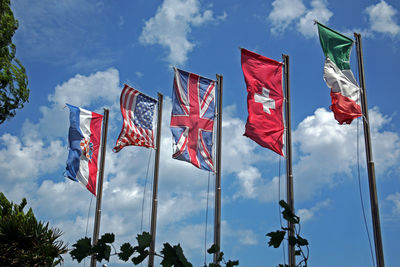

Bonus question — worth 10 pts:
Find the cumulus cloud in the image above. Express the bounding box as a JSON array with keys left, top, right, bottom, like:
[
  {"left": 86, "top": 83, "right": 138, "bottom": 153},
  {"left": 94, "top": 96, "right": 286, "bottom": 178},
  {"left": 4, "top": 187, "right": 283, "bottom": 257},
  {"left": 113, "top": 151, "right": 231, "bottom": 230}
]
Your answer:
[
  {"left": 296, "top": 0, "right": 333, "bottom": 38},
  {"left": 268, "top": 0, "right": 332, "bottom": 37},
  {"left": 268, "top": 0, "right": 400, "bottom": 39},
  {"left": 366, "top": 0, "right": 400, "bottom": 37},
  {"left": 387, "top": 192, "right": 400, "bottom": 215},
  {"left": 293, "top": 107, "right": 400, "bottom": 200},
  {"left": 297, "top": 199, "right": 331, "bottom": 222},
  {"left": 268, "top": 0, "right": 306, "bottom": 34},
  {"left": 0, "top": 134, "right": 64, "bottom": 181},
  {"left": 139, "top": 0, "right": 224, "bottom": 66}
]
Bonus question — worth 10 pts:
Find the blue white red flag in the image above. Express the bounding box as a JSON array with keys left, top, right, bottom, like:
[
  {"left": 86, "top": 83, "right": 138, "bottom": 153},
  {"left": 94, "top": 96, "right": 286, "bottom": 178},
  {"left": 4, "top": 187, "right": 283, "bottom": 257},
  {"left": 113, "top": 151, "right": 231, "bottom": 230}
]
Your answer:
[
  {"left": 113, "top": 84, "right": 157, "bottom": 152},
  {"left": 170, "top": 68, "right": 216, "bottom": 171},
  {"left": 65, "top": 104, "right": 103, "bottom": 196}
]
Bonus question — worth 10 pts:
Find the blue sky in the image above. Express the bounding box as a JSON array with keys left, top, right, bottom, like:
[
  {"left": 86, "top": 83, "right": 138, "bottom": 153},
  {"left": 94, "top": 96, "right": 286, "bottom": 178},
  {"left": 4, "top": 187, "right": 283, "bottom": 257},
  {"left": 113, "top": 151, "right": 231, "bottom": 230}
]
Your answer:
[{"left": 2, "top": 0, "right": 400, "bottom": 266}]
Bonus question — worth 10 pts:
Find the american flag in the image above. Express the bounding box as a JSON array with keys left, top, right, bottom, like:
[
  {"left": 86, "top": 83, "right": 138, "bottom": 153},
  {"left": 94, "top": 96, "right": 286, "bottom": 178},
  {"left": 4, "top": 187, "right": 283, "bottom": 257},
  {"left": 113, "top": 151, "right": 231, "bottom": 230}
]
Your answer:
[
  {"left": 170, "top": 68, "right": 216, "bottom": 171},
  {"left": 113, "top": 84, "right": 157, "bottom": 152}
]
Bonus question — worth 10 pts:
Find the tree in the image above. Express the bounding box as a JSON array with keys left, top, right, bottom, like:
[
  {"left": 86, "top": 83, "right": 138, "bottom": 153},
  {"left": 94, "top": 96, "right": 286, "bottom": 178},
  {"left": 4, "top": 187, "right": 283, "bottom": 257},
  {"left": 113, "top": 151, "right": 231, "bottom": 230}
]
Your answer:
[
  {"left": 0, "top": 0, "right": 29, "bottom": 124},
  {"left": 0, "top": 192, "right": 67, "bottom": 266}
]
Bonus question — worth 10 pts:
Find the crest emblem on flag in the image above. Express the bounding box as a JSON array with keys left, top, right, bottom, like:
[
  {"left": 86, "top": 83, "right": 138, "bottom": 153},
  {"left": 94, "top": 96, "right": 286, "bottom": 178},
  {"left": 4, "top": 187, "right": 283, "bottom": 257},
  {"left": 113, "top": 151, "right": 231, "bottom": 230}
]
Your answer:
[
  {"left": 170, "top": 68, "right": 216, "bottom": 171},
  {"left": 80, "top": 138, "right": 94, "bottom": 161}
]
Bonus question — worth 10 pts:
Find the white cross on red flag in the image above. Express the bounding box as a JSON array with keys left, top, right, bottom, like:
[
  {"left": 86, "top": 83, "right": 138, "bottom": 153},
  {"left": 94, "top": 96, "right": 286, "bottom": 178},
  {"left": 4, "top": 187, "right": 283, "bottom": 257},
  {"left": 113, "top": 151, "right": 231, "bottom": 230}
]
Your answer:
[{"left": 241, "top": 48, "right": 284, "bottom": 156}]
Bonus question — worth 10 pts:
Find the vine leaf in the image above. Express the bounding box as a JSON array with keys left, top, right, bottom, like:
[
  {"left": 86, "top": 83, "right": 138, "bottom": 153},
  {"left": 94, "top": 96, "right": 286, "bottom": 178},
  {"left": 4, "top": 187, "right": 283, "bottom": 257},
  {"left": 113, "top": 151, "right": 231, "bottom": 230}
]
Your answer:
[
  {"left": 226, "top": 260, "right": 239, "bottom": 267},
  {"left": 296, "top": 235, "right": 309, "bottom": 246},
  {"left": 99, "top": 233, "right": 115, "bottom": 243},
  {"left": 279, "top": 200, "right": 299, "bottom": 224},
  {"left": 118, "top": 242, "right": 135, "bottom": 262},
  {"left": 207, "top": 244, "right": 220, "bottom": 254},
  {"left": 132, "top": 250, "right": 149, "bottom": 265},
  {"left": 70, "top": 237, "right": 92, "bottom": 263},
  {"left": 137, "top": 231, "right": 152, "bottom": 249},
  {"left": 266, "top": 230, "right": 286, "bottom": 248},
  {"left": 161, "top": 243, "right": 193, "bottom": 267}
]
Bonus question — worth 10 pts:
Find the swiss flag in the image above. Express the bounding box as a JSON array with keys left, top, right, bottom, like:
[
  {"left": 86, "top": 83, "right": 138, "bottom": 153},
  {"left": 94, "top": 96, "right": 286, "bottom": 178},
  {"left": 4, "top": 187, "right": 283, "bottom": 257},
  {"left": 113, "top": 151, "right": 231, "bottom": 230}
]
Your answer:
[{"left": 241, "top": 48, "right": 284, "bottom": 156}]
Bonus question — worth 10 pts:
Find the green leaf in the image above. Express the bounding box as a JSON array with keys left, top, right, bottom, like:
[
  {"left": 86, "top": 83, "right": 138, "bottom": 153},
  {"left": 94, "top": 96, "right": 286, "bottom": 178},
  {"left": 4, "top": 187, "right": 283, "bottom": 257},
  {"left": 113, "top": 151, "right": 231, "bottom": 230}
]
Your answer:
[
  {"left": 70, "top": 237, "right": 92, "bottom": 263},
  {"left": 132, "top": 250, "right": 149, "bottom": 265},
  {"left": 296, "top": 235, "right": 309, "bottom": 246},
  {"left": 279, "top": 200, "right": 290, "bottom": 210},
  {"left": 266, "top": 230, "right": 286, "bottom": 248},
  {"left": 279, "top": 200, "right": 300, "bottom": 224},
  {"left": 137, "top": 232, "right": 152, "bottom": 250},
  {"left": 92, "top": 242, "right": 111, "bottom": 262},
  {"left": 118, "top": 242, "right": 135, "bottom": 262},
  {"left": 160, "top": 243, "right": 193, "bottom": 267},
  {"left": 207, "top": 244, "right": 220, "bottom": 254},
  {"left": 295, "top": 250, "right": 301, "bottom": 256},
  {"left": 226, "top": 260, "right": 239, "bottom": 266},
  {"left": 208, "top": 263, "right": 220, "bottom": 267},
  {"left": 217, "top": 251, "right": 224, "bottom": 262},
  {"left": 175, "top": 244, "right": 192, "bottom": 267},
  {"left": 99, "top": 233, "right": 115, "bottom": 243}
]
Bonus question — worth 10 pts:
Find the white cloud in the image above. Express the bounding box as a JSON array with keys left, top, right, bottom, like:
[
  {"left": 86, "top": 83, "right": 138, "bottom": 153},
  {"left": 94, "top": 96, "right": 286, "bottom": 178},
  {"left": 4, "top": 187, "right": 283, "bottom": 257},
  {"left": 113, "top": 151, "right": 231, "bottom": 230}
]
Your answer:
[
  {"left": 268, "top": 0, "right": 332, "bottom": 37},
  {"left": 366, "top": 0, "right": 400, "bottom": 37},
  {"left": 37, "top": 68, "right": 120, "bottom": 138},
  {"left": 139, "top": 0, "right": 223, "bottom": 66},
  {"left": 268, "top": 0, "right": 306, "bottom": 34},
  {"left": 297, "top": 199, "right": 331, "bottom": 222},
  {"left": 387, "top": 192, "right": 400, "bottom": 215},
  {"left": 297, "top": 0, "right": 333, "bottom": 38},
  {"left": 48, "top": 68, "right": 120, "bottom": 108},
  {"left": 293, "top": 107, "right": 400, "bottom": 200},
  {"left": 0, "top": 133, "right": 64, "bottom": 181}
]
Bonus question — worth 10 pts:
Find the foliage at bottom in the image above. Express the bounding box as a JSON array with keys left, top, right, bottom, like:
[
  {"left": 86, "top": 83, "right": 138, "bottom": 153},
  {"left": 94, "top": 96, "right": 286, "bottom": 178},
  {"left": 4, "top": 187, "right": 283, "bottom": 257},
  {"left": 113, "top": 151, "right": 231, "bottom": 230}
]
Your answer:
[{"left": 0, "top": 192, "right": 67, "bottom": 266}]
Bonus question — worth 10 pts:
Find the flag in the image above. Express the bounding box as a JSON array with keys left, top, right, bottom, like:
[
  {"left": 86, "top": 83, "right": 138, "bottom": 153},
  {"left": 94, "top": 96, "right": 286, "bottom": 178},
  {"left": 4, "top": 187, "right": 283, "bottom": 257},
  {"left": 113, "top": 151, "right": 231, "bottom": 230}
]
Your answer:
[
  {"left": 65, "top": 104, "right": 103, "bottom": 196},
  {"left": 317, "top": 22, "right": 362, "bottom": 124},
  {"left": 241, "top": 48, "right": 284, "bottom": 156},
  {"left": 170, "top": 67, "right": 216, "bottom": 171},
  {"left": 113, "top": 84, "right": 157, "bottom": 152}
]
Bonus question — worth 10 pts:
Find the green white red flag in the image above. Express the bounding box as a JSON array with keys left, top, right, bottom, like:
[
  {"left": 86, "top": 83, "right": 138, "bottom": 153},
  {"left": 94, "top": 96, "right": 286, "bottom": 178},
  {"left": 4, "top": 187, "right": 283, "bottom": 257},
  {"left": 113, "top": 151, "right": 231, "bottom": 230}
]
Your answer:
[{"left": 317, "top": 22, "right": 362, "bottom": 124}]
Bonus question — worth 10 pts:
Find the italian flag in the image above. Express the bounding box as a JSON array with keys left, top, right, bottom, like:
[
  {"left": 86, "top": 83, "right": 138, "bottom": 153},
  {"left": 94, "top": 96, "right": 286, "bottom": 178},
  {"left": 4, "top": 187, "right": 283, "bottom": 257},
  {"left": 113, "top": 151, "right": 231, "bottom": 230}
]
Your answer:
[{"left": 317, "top": 22, "right": 362, "bottom": 124}]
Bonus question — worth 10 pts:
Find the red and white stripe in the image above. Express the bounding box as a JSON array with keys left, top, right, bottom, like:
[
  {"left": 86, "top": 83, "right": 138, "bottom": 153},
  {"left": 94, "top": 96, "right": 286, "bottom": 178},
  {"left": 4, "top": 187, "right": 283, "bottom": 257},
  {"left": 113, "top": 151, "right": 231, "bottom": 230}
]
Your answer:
[{"left": 113, "top": 84, "right": 154, "bottom": 152}]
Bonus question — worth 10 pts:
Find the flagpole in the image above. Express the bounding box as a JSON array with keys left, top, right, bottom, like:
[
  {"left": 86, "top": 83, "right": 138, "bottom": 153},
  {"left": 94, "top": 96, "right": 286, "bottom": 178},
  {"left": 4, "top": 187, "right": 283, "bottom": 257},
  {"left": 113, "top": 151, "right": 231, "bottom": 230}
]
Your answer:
[
  {"left": 148, "top": 93, "right": 163, "bottom": 267},
  {"left": 354, "top": 33, "right": 385, "bottom": 267},
  {"left": 90, "top": 108, "right": 109, "bottom": 267},
  {"left": 213, "top": 74, "right": 223, "bottom": 264},
  {"left": 282, "top": 54, "right": 295, "bottom": 266}
]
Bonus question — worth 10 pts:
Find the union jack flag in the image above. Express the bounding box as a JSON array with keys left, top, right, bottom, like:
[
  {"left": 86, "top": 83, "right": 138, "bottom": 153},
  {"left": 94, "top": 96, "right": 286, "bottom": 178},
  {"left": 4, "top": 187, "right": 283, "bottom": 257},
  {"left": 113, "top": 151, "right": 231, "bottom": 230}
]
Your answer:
[
  {"left": 113, "top": 84, "right": 157, "bottom": 152},
  {"left": 170, "top": 68, "right": 216, "bottom": 171}
]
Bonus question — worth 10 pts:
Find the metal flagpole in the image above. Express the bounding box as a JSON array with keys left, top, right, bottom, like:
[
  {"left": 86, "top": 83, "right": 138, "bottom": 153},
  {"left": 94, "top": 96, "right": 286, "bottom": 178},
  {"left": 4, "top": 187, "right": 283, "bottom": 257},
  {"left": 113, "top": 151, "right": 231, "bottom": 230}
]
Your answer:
[
  {"left": 148, "top": 93, "right": 163, "bottom": 267},
  {"left": 354, "top": 33, "right": 385, "bottom": 267},
  {"left": 282, "top": 54, "right": 295, "bottom": 266},
  {"left": 213, "top": 74, "right": 223, "bottom": 264},
  {"left": 90, "top": 108, "right": 109, "bottom": 267}
]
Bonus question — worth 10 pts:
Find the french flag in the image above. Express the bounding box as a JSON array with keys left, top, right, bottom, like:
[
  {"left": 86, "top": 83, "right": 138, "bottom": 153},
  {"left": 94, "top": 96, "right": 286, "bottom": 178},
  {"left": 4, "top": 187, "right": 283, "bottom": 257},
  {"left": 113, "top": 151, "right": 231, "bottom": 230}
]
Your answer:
[{"left": 65, "top": 104, "right": 103, "bottom": 196}]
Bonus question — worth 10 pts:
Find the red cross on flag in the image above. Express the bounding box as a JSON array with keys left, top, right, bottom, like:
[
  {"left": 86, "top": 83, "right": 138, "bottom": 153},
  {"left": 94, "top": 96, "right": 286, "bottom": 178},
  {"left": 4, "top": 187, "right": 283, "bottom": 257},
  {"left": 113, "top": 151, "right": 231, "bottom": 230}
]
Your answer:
[{"left": 241, "top": 48, "right": 284, "bottom": 156}]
